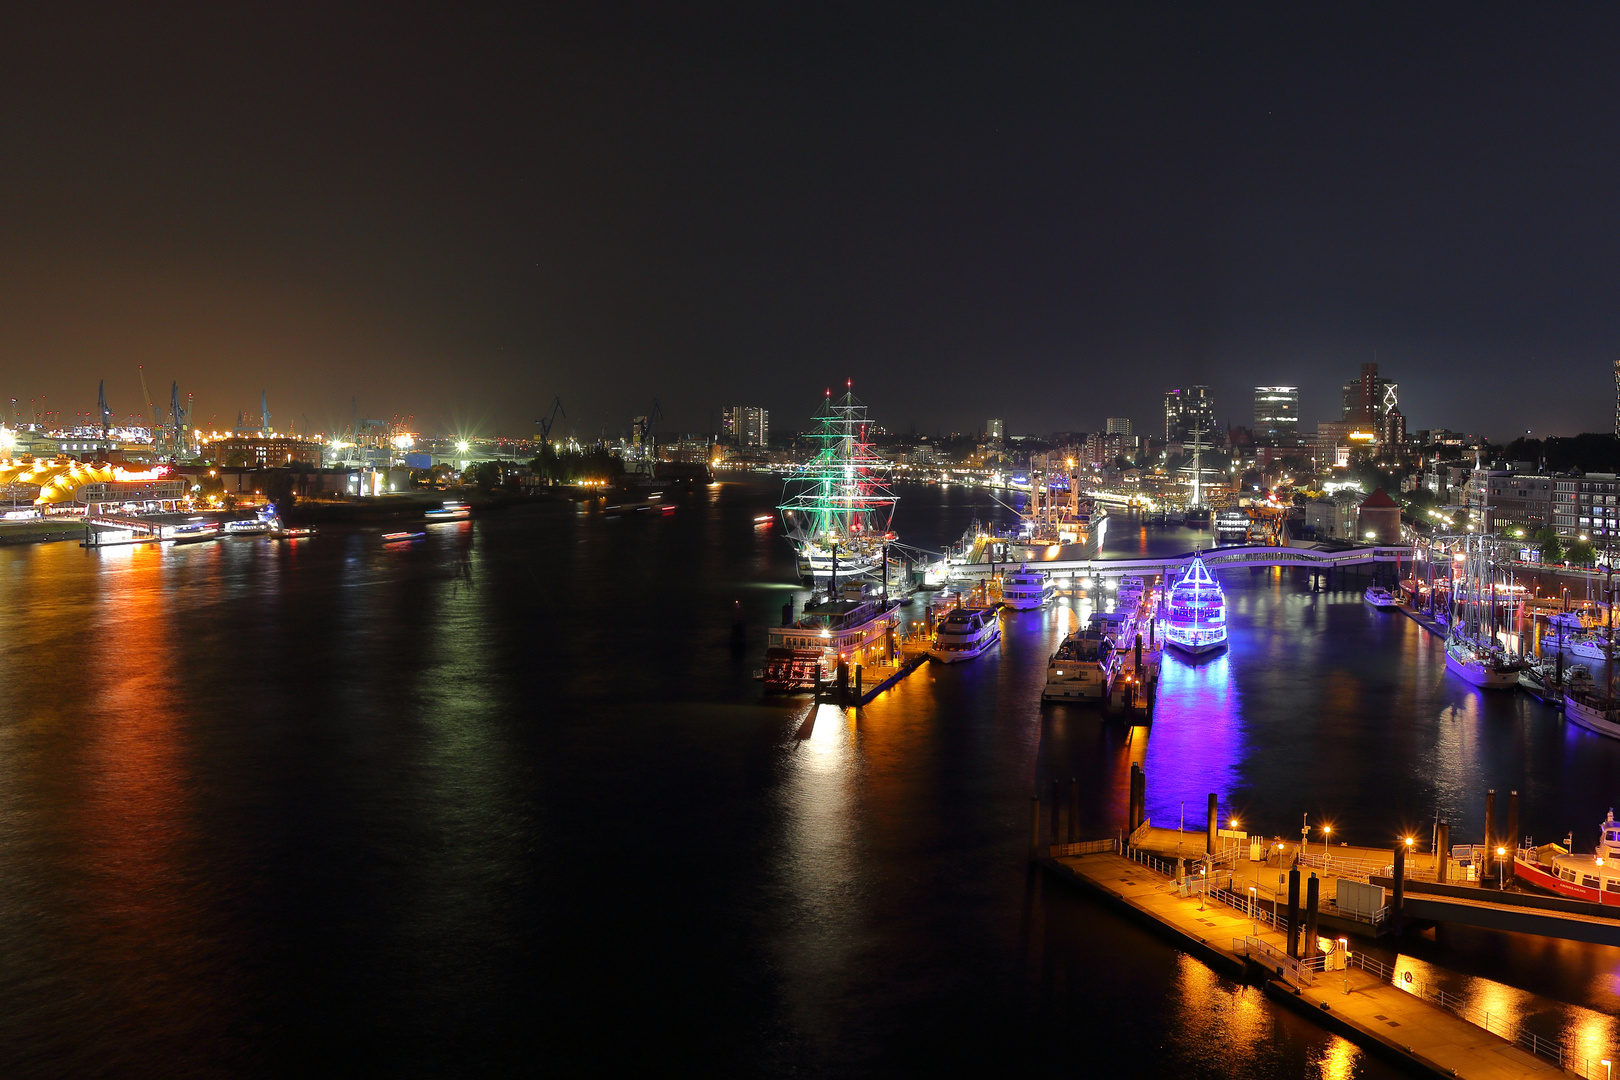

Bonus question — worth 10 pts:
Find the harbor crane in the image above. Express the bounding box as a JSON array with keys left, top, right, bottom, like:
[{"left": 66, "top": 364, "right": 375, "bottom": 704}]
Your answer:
[{"left": 537, "top": 397, "right": 565, "bottom": 443}]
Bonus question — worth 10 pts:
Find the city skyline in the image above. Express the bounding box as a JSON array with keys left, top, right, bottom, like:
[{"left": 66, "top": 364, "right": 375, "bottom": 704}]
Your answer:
[{"left": 3, "top": 7, "right": 1620, "bottom": 440}]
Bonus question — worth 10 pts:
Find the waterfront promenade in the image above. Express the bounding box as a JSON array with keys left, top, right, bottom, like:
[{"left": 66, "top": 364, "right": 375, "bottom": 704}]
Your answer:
[{"left": 1046, "top": 846, "right": 1615, "bottom": 1079}]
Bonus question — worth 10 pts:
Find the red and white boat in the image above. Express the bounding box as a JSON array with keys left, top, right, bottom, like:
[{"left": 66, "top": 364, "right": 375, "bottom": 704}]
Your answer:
[{"left": 1512, "top": 810, "right": 1620, "bottom": 903}]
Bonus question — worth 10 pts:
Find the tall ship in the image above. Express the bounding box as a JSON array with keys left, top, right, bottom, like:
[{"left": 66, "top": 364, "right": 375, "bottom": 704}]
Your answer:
[
  {"left": 778, "top": 387, "right": 898, "bottom": 581},
  {"left": 1441, "top": 533, "right": 1523, "bottom": 689},
  {"left": 1163, "top": 553, "right": 1227, "bottom": 656}
]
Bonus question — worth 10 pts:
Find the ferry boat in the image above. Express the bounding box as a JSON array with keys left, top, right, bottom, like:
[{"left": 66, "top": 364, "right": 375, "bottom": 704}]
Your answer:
[
  {"left": 425, "top": 501, "right": 471, "bottom": 521},
  {"left": 1511, "top": 810, "right": 1620, "bottom": 902},
  {"left": 778, "top": 387, "right": 898, "bottom": 581},
  {"left": 1041, "top": 614, "right": 1117, "bottom": 701},
  {"left": 1443, "top": 634, "right": 1520, "bottom": 689},
  {"left": 1164, "top": 554, "right": 1226, "bottom": 657},
  {"left": 1001, "top": 565, "right": 1055, "bottom": 610},
  {"left": 1116, "top": 575, "right": 1145, "bottom": 614},
  {"left": 224, "top": 518, "right": 270, "bottom": 535},
  {"left": 762, "top": 585, "right": 903, "bottom": 693},
  {"left": 928, "top": 607, "right": 1001, "bottom": 663},
  {"left": 171, "top": 522, "right": 220, "bottom": 544},
  {"left": 1214, "top": 510, "right": 1249, "bottom": 542},
  {"left": 1566, "top": 690, "right": 1620, "bottom": 739},
  {"left": 1363, "top": 585, "right": 1399, "bottom": 609}
]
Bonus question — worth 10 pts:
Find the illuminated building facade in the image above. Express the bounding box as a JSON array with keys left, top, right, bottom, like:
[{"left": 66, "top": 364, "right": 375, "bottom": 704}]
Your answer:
[
  {"left": 723, "top": 406, "right": 769, "bottom": 448},
  {"left": 212, "top": 436, "right": 322, "bottom": 467},
  {"left": 1163, "top": 386, "right": 1214, "bottom": 442},
  {"left": 1252, "top": 386, "right": 1299, "bottom": 443}
]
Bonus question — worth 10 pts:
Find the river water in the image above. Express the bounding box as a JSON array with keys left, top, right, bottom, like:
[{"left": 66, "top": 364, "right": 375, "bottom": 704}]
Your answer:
[{"left": 0, "top": 479, "right": 1615, "bottom": 1077}]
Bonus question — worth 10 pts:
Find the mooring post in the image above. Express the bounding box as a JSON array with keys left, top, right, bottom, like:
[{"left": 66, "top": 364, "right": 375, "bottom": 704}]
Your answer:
[
  {"left": 854, "top": 664, "right": 862, "bottom": 706},
  {"left": 1392, "top": 842, "right": 1406, "bottom": 935},
  {"left": 1436, "top": 820, "right": 1451, "bottom": 883},
  {"left": 1484, "top": 788, "right": 1497, "bottom": 883},
  {"left": 1286, "top": 868, "right": 1302, "bottom": 957},
  {"left": 813, "top": 664, "right": 822, "bottom": 702},
  {"left": 1304, "top": 873, "right": 1320, "bottom": 956},
  {"left": 783, "top": 599, "right": 794, "bottom": 627},
  {"left": 1050, "top": 779, "right": 1061, "bottom": 844},
  {"left": 1506, "top": 790, "right": 1520, "bottom": 882},
  {"left": 1206, "top": 793, "right": 1217, "bottom": 858},
  {"left": 1068, "top": 778, "right": 1080, "bottom": 844},
  {"left": 836, "top": 660, "right": 849, "bottom": 704}
]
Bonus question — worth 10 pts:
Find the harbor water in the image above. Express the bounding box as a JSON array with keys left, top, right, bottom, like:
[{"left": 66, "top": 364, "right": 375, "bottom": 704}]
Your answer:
[{"left": 0, "top": 480, "right": 1616, "bottom": 1076}]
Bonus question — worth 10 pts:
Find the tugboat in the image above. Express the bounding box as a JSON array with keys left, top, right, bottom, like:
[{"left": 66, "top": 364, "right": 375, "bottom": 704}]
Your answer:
[{"left": 1164, "top": 553, "right": 1227, "bottom": 657}]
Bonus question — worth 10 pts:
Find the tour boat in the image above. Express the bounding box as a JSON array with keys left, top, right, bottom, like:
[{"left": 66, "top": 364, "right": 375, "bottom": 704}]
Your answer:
[
  {"left": 928, "top": 607, "right": 1001, "bottom": 663},
  {"left": 762, "top": 585, "right": 903, "bottom": 693},
  {"left": 1164, "top": 554, "right": 1226, "bottom": 657},
  {"left": 1116, "top": 575, "right": 1146, "bottom": 614},
  {"left": 1001, "top": 565, "right": 1055, "bottom": 610},
  {"left": 1512, "top": 810, "right": 1620, "bottom": 902},
  {"left": 382, "top": 531, "right": 426, "bottom": 544},
  {"left": 1363, "top": 585, "right": 1399, "bottom": 609},
  {"left": 224, "top": 519, "right": 270, "bottom": 535},
  {"left": 171, "top": 523, "right": 220, "bottom": 544},
  {"left": 1443, "top": 634, "right": 1521, "bottom": 689},
  {"left": 425, "top": 501, "right": 471, "bottom": 521},
  {"left": 1214, "top": 510, "right": 1249, "bottom": 543},
  {"left": 1041, "top": 615, "right": 1117, "bottom": 701},
  {"left": 1566, "top": 690, "right": 1620, "bottom": 740},
  {"left": 271, "top": 526, "right": 316, "bottom": 540}
]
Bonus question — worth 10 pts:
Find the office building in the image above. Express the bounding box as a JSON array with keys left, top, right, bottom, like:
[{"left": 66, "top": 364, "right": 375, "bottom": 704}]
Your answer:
[
  {"left": 1252, "top": 386, "right": 1299, "bottom": 443},
  {"left": 1163, "top": 386, "right": 1214, "bottom": 442},
  {"left": 723, "top": 406, "right": 769, "bottom": 448},
  {"left": 1341, "top": 362, "right": 1398, "bottom": 436},
  {"left": 1105, "top": 417, "right": 1132, "bottom": 436},
  {"left": 988, "top": 418, "right": 1004, "bottom": 440}
]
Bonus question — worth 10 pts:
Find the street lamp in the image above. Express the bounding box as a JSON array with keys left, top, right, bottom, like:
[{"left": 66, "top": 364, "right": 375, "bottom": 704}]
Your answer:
[
  {"left": 1600, "top": 1058, "right": 1610, "bottom": 1080},
  {"left": 1496, "top": 846, "right": 1507, "bottom": 890},
  {"left": 1323, "top": 824, "right": 1332, "bottom": 866}
]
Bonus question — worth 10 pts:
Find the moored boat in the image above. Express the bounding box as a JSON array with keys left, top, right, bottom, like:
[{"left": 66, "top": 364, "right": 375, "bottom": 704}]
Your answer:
[
  {"left": 1568, "top": 634, "right": 1611, "bottom": 660},
  {"left": 1363, "top": 585, "right": 1399, "bottom": 609},
  {"left": 1164, "top": 553, "right": 1226, "bottom": 657},
  {"left": 1041, "top": 614, "right": 1116, "bottom": 701},
  {"left": 1443, "top": 634, "right": 1521, "bottom": 689},
  {"left": 1001, "top": 565, "right": 1055, "bottom": 610},
  {"left": 928, "top": 607, "right": 1001, "bottom": 663},
  {"left": 1512, "top": 811, "right": 1620, "bottom": 901},
  {"left": 763, "top": 585, "right": 903, "bottom": 692},
  {"left": 1566, "top": 691, "right": 1620, "bottom": 739}
]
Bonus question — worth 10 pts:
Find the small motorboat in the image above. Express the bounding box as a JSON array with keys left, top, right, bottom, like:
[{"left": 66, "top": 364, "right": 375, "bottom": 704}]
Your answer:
[
  {"left": 1364, "top": 585, "right": 1400, "bottom": 609},
  {"left": 381, "top": 531, "right": 426, "bottom": 544}
]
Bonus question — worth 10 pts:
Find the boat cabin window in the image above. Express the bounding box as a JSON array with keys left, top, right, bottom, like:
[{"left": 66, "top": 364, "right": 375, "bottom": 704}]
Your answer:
[
  {"left": 1583, "top": 875, "right": 1601, "bottom": 889},
  {"left": 1562, "top": 868, "right": 1578, "bottom": 882},
  {"left": 1608, "top": 880, "right": 1620, "bottom": 892}
]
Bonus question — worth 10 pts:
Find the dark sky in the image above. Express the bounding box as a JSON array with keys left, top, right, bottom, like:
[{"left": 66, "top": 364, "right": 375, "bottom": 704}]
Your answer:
[{"left": 2, "top": 4, "right": 1618, "bottom": 441}]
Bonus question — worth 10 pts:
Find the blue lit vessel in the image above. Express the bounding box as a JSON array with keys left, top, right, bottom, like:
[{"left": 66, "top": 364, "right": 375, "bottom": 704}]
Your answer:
[{"left": 1164, "top": 553, "right": 1227, "bottom": 657}]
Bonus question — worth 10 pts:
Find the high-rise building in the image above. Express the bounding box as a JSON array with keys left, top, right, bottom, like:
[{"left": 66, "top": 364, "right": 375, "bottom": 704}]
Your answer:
[
  {"left": 1613, "top": 358, "right": 1619, "bottom": 437},
  {"left": 1105, "top": 417, "right": 1133, "bottom": 436},
  {"left": 988, "top": 418, "right": 1004, "bottom": 440},
  {"left": 723, "top": 406, "right": 769, "bottom": 448},
  {"left": 1340, "top": 363, "right": 1397, "bottom": 435},
  {"left": 1252, "top": 386, "right": 1299, "bottom": 443},
  {"left": 1164, "top": 386, "right": 1214, "bottom": 442}
]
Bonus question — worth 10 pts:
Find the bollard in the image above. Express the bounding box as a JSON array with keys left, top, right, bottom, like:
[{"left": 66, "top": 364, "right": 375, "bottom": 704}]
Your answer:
[
  {"left": 836, "top": 660, "right": 849, "bottom": 704},
  {"left": 1030, "top": 796, "right": 1041, "bottom": 858},
  {"left": 1392, "top": 842, "right": 1407, "bottom": 935},
  {"left": 1506, "top": 790, "right": 1520, "bottom": 882},
  {"left": 1068, "top": 778, "right": 1080, "bottom": 844},
  {"left": 1304, "top": 873, "right": 1320, "bottom": 956},
  {"left": 1484, "top": 789, "right": 1497, "bottom": 883},
  {"left": 1436, "top": 821, "right": 1451, "bottom": 883},
  {"left": 783, "top": 599, "right": 794, "bottom": 627},
  {"left": 1206, "top": 793, "right": 1217, "bottom": 857},
  {"left": 1051, "top": 779, "right": 1061, "bottom": 844},
  {"left": 813, "top": 664, "right": 822, "bottom": 702},
  {"left": 1134, "top": 634, "right": 1143, "bottom": 678},
  {"left": 1286, "top": 868, "right": 1302, "bottom": 958},
  {"left": 854, "top": 665, "right": 862, "bottom": 706}
]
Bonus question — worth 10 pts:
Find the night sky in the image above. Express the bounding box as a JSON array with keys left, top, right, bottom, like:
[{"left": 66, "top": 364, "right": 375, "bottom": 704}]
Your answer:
[{"left": 2, "top": 5, "right": 1617, "bottom": 441}]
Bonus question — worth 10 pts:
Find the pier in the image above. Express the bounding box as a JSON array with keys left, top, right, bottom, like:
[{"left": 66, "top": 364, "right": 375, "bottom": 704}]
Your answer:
[{"left": 945, "top": 542, "right": 1412, "bottom": 582}]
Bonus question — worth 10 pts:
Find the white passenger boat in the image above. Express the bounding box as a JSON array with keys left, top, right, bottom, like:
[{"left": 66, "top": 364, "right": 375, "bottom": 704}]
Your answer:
[
  {"left": 929, "top": 607, "right": 1001, "bottom": 663},
  {"left": 1512, "top": 810, "right": 1620, "bottom": 901},
  {"left": 1214, "top": 510, "right": 1249, "bottom": 542},
  {"left": 1001, "top": 565, "right": 1055, "bottom": 610},
  {"left": 1041, "top": 615, "right": 1116, "bottom": 701},
  {"left": 425, "top": 501, "right": 471, "bottom": 521},
  {"left": 1164, "top": 554, "right": 1226, "bottom": 657},
  {"left": 1567, "top": 691, "right": 1620, "bottom": 739},
  {"left": 762, "top": 585, "right": 904, "bottom": 693},
  {"left": 1116, "top": 574, "right": 1145, "bottom": 614},
  {"left": 1443, "top": 635, "right": 1520, "bottom": 689},
  {"left": 1363, "top": 585, "right": 1399, "bottom": 609},
  {"left": 1568, "top": 635, "right": 1611, "bottom": 660},
  {"left": 224, "top": 519, "right": 270, "bottom": 535}
]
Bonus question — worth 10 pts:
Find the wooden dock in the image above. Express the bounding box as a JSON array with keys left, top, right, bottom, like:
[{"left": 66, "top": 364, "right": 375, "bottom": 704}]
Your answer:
[{"left": 1044, "top": 845, "right": 1613, "bottom": 1079}]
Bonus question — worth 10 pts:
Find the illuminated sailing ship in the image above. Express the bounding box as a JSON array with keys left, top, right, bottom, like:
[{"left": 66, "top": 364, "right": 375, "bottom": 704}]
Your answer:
[
  {"left": 1164, "top": 552, "right": 1227, "bottom": 656},
  {"left": 778, "top": 387, "right": 898, "bottom": 581}
]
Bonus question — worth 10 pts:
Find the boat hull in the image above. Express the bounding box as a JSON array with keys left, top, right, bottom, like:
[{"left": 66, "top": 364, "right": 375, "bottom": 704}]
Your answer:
[
  {"left": 929, "top": 630, "right": 1000, "bottom": 663},
  {"left": 1041, "top": 669, "right": 1108, "bottom": 701},
  {"left": 1165, "top": 634, "right": 1226, "bottom": 657},
  {"left": 1444, "top": 649, "right": 1518, "bottom": 689},
  {"left": 1567, "top": 697, "right": 1620, "bottom": 739},
  {"left": 1002, "top": 593, "right": 1052, "bottom": 611},
  {"left": 1512, "top": 857, "right": 1613, "bottom": 903}
]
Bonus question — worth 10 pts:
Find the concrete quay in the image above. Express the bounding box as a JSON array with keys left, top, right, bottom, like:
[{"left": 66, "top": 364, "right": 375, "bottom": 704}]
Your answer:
[{"left": 1044, "top": 847, "right": 1611, "bottom": 1079}]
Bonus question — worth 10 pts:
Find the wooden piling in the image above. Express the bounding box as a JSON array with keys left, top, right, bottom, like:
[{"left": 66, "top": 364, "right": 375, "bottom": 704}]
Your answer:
[
  {"left": 1205, "top": 793, "right": 1216, "bottom": 857},
  {"left": 1391, "top": 843, "right": 1407, "bottom": 935},
  {"left": 1436, "top": 821, "right": 1450, "bottom": 883},
  {"left": 1286, "top": 868, "right": 1301, "bottom": 957},
  {"left": 1304, "top": 873, "right": 1320, "bottom": 953},
  {"left": 1506, "top": 790, "right": 1520, "bottom": 882},
  {"left": 1484, "top": 789, "right": 1497, "bottom": 882}
]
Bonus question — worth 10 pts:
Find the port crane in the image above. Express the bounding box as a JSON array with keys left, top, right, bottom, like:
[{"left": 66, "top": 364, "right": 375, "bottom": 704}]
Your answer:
[{"left": 537, "top": 397, "right": 566, "bottom": 444}]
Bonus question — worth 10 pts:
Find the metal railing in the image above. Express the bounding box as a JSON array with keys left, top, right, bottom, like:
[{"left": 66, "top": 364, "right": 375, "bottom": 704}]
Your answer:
[
  {"left": 1346, "top": 952, "right": 1615, "bottom": 1077},
  {"left": 1049, "top": 838, "right": 1116, "bottom": 857}
]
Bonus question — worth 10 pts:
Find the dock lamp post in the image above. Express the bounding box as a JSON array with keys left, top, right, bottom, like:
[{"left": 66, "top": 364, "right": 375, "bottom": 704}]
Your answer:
[
  {"left": 1323, "top": 825, "right": 1331, "bottom": 868},
  {"left": 1600, "top": 1058, "right": 1609, "bottom": 1080},
  {"left": 1249, "top": 886, "right": 1257, "bottom": 934},
  {"left": 1496, "top": 847, "right": 1507, "bottom": 890},
  {"left": 1340, "top": 938, "right": 1351, "bottom": 994}
]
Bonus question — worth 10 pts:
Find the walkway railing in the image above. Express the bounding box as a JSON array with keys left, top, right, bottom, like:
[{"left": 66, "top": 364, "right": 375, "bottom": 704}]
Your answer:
[{"left": 1346, "top": 952, "right": 1614, "bottom": 1077}]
